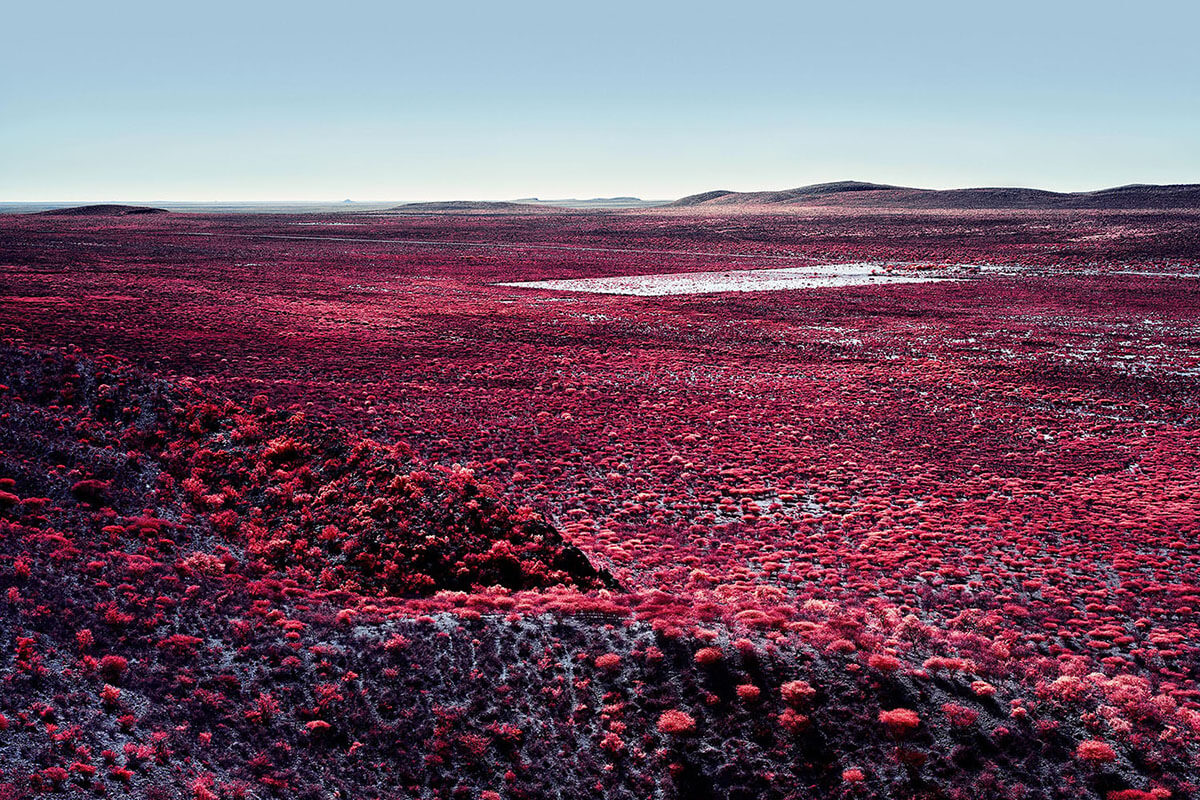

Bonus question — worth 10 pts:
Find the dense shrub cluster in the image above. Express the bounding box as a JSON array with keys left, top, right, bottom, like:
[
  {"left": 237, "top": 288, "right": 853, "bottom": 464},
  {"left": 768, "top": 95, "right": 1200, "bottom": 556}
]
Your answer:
[{"left": 0, "top": 345, "right": 613, "bottom": 597}]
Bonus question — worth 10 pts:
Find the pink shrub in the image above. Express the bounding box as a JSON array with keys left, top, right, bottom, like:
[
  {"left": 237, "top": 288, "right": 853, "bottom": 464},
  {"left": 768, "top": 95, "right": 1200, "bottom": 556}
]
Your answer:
[
  {"left": 99, "top": 655, "right": 128, "bottom": 682},
  {"left": 594, "top": 652, "right": 622, "bottom": 670},
  {"left": 736, "top": 684, "right": 761, "bottom": 703},
  {"left": 970, "top": 680, "right": 997, "bottom": 698},
  {"left": 1076, "top": 739, "right": 1117, "bottom": 764},
  {"left": 779, "top": 708, "right": 809, "bottom": 733},
  {"left": 867, "top": 653, "right": 901, "bottom": 672},
  {"left": 941, "top": 703, "right": 979, "bottom": 728},
  {"left": 879, "top": 708, "right": 920, "bottom": 737},
  {"left": 656, "top": 710, "right": 697, "bottom": 736},
  {"left": 780, "top": 680, "right": 817, "bottom": 707}
]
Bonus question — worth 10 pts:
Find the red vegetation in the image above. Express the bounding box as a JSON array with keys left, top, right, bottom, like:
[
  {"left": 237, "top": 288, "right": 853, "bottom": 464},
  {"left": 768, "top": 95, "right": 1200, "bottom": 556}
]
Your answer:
[
  {"left": 735, "top": 684, "right": 761, "bottom": 703},
  {"left": 0, "top": 206, "right": 1198, "bottom": 798},
  {"left": 941, "top": 702, "right": 979, "bottom": 728},
  {"left": 781, "top": 680, "right": 817, "bottom": 707},
  {"left": 879, "top": 708, "right": 922, "bottom": 737},
  {"left": 594, "top": 652, "right": 622, "bottom": 670},
  {"left": 656, "top": 710, "right": 698, "bottom": 736},
  {"left": 1077, "top": 740, "right": 1119, "bottom": 765}
]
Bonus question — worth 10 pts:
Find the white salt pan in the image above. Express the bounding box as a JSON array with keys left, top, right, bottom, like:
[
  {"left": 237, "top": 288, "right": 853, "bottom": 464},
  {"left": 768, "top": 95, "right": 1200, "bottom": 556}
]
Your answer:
[{"left": 496, "top": 263, "right": 976, "bottom": 297}]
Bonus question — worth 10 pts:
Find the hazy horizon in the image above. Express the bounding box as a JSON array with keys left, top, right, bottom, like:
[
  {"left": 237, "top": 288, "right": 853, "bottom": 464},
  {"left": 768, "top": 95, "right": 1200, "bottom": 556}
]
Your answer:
[
  {"left": 6, "top": 177, "right": 1200, "bottom": 207},
  {"left": 3, "top": 0, "right": 1198, "bottom": 202}
]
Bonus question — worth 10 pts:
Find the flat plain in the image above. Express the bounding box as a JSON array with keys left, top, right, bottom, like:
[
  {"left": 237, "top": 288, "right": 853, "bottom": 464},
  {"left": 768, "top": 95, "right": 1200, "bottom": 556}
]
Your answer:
[{"left": 0, "top": 204, "right": 1198, "bottom": 799}]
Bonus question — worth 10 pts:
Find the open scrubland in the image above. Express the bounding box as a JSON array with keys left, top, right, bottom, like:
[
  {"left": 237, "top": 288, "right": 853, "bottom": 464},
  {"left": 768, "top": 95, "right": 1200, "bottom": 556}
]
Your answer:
[{"left": 0, "top": 204, "right": 1198, "bottom": 799}]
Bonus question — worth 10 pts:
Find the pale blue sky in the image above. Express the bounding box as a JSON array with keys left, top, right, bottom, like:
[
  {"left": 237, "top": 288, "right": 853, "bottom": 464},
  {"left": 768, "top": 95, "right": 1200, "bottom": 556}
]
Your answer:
[{"left": 2, "top": 0, "right": 1197, "bottom": 201}]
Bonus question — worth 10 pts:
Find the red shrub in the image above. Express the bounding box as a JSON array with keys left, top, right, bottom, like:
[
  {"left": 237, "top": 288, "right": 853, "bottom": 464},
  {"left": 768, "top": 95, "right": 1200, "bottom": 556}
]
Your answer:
[
  {"left": 779, "top": 708, "right": 809, "bottom": 733},
  {"left": 867, "top": 653, "right": 901, "bottom": 672},
  {"left": 735, "top": 684, "right": 761, "bottom": 703},
  {"left": 879, "top": 708, "right": 920, "bottom": 737},
  {"left": 1076, "top": 739, "right": 1117, "bottom": 764},
  {"left": 99, "top": 654, "right": 128, "bottom": 682},
  {"left": 781, "top": 680, "right": 816, "bottom": 707},
  {"left": 594, "top": 652, "right": 622, "bottom": 670},
  {"left": 942, "top": 703, "right": 979, "bottom": 728},
  {"left": 656, "top": 710, "right": 697, "bottom": 736}
]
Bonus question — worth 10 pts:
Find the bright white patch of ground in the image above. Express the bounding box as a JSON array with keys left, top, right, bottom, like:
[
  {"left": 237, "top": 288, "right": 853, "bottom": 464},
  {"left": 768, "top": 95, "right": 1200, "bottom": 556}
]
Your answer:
[{"left": 495, "top": 262, "right": 982, "bottom": 296}]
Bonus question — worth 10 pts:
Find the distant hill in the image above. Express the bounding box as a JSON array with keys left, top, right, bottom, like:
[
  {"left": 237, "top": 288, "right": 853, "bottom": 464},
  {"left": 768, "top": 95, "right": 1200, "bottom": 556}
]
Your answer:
[
  {"left": 515, "top": 197, "right": 643, "bottom": 203},
  {"left": 38, "top": 204, "right": 169, "bottom": 216},
  {"left": 387, "top": 200, "right": 563, "bottom": 214},
  {"left": 671, "top": 181, "right": 1200, "bottom": 210},
  {"left": 389, "top": 198, "right": 665, "bottom": 212},
  {"left": 513, "top": 197, "right": 664, "bottom": 209}
]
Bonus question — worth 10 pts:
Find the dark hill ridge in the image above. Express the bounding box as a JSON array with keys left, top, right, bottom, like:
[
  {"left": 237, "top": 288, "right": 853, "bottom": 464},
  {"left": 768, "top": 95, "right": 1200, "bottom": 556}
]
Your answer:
[
  {"left": 387, "top": 200, "right": 562, "bottom": 214},
  {"left": 390, "top": 198, "right": 665, "bottom": 212},
  {"left": 672, "top": 181, "right": 1200, "bottom": 210},
  {"left": 515, "top": 196, "right": 643, "bottom": 203},
  {"left": 38, "top": 203, "right": 169, "bottom": 216}
]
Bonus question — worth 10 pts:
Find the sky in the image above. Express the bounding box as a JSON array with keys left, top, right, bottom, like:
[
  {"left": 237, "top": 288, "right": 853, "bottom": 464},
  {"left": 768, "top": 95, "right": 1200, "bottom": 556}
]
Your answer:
[{"left": 2, "top": 0, "right": 1198, "bottom": 201}]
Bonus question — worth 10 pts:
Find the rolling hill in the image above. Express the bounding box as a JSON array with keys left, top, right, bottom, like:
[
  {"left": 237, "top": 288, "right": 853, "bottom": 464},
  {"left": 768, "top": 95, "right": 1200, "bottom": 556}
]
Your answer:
[{"left": 672, "top": 181, "right": 1200, "bottom": 210}]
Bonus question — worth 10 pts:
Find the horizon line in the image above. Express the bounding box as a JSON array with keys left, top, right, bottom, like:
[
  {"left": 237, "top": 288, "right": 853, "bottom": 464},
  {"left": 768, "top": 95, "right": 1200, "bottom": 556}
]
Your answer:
[{"left": 4, "top": 178, "right": 1200, "bottom": 206}]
